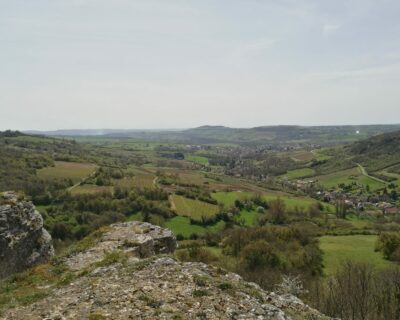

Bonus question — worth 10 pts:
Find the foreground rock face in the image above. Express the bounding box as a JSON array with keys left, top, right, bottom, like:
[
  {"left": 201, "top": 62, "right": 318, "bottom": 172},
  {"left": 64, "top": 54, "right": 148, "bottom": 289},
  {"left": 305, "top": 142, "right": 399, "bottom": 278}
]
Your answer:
[
  {"left": 0, "top": 192, "right": 54, "bottom": 279},
  {"left": 3, "top": 221, "right": 330, "bottom": 319}
]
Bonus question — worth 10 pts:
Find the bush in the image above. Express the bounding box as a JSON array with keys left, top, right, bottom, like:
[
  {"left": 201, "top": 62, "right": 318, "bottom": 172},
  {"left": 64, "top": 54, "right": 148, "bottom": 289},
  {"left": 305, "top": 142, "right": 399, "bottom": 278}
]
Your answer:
[{"left": 376, "top": 232, "right": 400, "bottom": 261}]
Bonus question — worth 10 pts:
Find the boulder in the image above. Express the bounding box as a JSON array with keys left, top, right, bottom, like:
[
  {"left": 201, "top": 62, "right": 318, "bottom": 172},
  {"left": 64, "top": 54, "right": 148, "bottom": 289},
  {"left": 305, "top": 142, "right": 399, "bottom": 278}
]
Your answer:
[{"left": 0, "top": 191, "right": 54, "bottom": 278}]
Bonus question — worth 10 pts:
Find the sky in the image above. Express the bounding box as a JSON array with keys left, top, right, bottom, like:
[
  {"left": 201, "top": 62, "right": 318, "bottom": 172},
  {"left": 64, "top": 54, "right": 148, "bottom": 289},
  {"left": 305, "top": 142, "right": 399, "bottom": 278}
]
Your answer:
[{"left": 1, "top": 0, "right": 400, "bottom": 130}]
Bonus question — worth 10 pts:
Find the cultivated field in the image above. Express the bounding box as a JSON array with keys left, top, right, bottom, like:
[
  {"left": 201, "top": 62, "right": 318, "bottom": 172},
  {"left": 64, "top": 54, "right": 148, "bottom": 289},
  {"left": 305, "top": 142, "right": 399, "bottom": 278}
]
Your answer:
[
  {"left": 177, "top": 171, "right": 211, "bottom": 185},
  {"left": 37, "top": 161, "right": 97, "bottom": 183},
  {"left": 211, "top": 191, "right": 253, "bottom": 207},
  {"left": 170, "top": 195, "right": 219, "bottom": 222},
  {"left": 134, "top": 174, "right": 156, "bottom": 189},
  {"left": 212, "top": 191, "right": 332, "bottom": 212}
]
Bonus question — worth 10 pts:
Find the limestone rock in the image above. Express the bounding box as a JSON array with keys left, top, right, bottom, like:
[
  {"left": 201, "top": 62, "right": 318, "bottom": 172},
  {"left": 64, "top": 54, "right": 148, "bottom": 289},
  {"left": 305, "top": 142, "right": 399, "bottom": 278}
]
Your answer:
[
  {"left": 4, "top": 256, "right": 331, "bottom": 320},
  {"left": 65, "top": 221, "right": 177, "bottom": 270},
  {"left": 0, "top": 191, "right": 54, "bottom": 279}
]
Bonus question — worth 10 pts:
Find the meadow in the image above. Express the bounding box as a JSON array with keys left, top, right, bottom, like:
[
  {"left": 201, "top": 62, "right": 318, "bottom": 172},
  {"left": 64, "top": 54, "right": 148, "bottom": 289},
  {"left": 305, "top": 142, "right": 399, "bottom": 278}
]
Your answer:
[{"left": 319, "top": 235, "right": 392, "bottom": 275}]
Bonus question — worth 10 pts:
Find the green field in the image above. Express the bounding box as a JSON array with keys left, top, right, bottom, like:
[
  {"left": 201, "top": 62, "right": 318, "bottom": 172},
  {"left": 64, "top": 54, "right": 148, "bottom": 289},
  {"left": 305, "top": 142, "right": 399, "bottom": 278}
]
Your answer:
[
  {"left": 37, "top": 161, "right": 97, "bottom": 183},
  {"left": 165, "top": 216, "right": 225, "bottom": 237},
  {"left": 170, "top": 195, "right": 219, "bottom": 222},
  {"left": 186, "top": 155, "right": 209, "bottom": 166},
  {"left": 320, "top": 235, "right": 392, "bottom": 275},
  {"left": 211, "top": 191, "right": 253, "bottom": 207},
  {"left": 285, "top": 168, "right": 315, "bottom": 180},
  {"left": 315, "top": 167, "right": 385, "bottom": 191}
]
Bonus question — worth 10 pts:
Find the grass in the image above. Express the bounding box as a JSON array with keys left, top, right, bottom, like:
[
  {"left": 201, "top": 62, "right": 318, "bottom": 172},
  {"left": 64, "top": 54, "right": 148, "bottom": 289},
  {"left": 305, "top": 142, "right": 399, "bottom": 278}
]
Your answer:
[
  {"left": 186, "top": 155, "right": 209, "bottom": 166},
  {"left": 37, "top": 161, "right": 97, "bottom": 183},
  {"left": 170, "top": 195, "right": 219, "bottom": 222},
  {"left": 284, "top": 168, "right": 315, "bottom": 180},
  {"left": 319, "top": 235, "right": 392, "bottom": 275},
  {"left": 315, "top": 167, "right": 386, "bottom": 191}
]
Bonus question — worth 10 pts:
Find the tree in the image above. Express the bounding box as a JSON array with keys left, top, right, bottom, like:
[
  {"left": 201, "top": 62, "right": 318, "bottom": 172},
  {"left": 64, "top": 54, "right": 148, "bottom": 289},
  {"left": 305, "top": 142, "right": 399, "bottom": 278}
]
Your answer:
[
  {"left": 335, "top": 199, "right": 347, "bottom": 219},
  {"left": 240, "top": 240, "right": 280, "bottom": 271},
  {"left": 324, "top": 261, "right": 373, "bottom": 320},
  {"left": 270, "top": 197, "right": 286, "bottom": 224}
]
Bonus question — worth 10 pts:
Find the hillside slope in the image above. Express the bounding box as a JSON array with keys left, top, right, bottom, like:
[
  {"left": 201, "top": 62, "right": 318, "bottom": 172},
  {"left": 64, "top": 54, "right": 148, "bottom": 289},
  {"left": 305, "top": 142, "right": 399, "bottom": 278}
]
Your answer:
[{"left": 347, "top": 130, "right": 400, "bottom": 171}]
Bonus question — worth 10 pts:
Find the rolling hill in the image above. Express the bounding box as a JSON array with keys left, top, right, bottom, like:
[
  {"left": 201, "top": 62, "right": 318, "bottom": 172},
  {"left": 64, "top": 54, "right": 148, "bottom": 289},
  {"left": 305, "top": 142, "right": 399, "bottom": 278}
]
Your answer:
[{"left": 25, "top": 124, "right": 400, "bottom": 146}]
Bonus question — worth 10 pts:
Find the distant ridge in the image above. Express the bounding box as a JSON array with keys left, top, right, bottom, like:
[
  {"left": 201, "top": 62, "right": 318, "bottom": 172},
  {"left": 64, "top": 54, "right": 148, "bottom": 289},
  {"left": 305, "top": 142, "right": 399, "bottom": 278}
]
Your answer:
[
  {"left": 24, "top": 128, "right": 180, "bottom": 136},
  {"left": 22, "top": 124, "right": 400, "bottom": 146}
]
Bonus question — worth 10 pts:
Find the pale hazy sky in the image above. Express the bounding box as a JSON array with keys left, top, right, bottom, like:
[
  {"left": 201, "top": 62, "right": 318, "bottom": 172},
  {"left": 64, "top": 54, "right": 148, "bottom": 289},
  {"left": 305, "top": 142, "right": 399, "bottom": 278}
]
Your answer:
[{"left": 1, "top": 0, "right": 400, "bottom": 130}]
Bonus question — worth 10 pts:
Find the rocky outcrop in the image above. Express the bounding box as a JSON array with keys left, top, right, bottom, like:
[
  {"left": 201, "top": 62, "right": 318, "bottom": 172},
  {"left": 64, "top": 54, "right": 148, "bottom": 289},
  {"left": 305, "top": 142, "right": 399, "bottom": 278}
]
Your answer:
[
  {"left": 2, "top": 221, "right": 331, "bottom": 319},
  {"left": 0, "top": 191, "right": 54, "bottom": 279},
  {"left": 65, "top": 221, "right": 177, "bottom": 270}
]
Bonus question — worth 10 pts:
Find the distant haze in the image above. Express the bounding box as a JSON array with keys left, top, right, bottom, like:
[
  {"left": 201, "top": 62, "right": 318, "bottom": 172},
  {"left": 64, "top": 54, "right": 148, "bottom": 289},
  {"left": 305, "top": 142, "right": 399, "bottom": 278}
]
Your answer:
[{"left": 1, "top": 0, "right": 400, "bottom": 130}]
